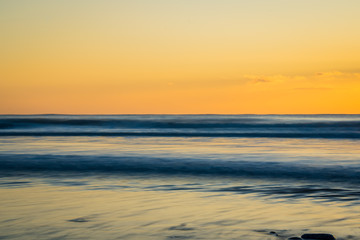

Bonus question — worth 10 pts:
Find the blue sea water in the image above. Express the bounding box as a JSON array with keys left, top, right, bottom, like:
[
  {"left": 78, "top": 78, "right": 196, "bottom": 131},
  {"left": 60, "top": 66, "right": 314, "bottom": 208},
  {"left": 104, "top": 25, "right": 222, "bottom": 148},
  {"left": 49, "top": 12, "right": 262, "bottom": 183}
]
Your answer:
[{"left": 0, "top": 115, "right": 360, "bottom": 239}]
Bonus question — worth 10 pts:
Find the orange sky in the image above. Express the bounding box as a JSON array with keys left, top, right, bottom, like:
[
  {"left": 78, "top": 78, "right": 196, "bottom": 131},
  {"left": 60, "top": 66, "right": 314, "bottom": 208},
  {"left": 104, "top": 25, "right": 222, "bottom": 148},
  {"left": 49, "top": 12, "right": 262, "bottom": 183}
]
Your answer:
[{"left": 1, "top": 0, "right": 360, "bottom": 114}]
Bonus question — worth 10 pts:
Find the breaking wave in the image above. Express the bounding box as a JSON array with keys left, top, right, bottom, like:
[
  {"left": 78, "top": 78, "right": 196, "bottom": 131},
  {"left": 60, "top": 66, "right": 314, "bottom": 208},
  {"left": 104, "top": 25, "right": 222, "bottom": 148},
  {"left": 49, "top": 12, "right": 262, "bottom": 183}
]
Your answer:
[
  {"left": 0, "top": 114, "right": 360, "bottom": 139},
  {"left": 1, "top": 154, "right": 359, "bottom": 184}
]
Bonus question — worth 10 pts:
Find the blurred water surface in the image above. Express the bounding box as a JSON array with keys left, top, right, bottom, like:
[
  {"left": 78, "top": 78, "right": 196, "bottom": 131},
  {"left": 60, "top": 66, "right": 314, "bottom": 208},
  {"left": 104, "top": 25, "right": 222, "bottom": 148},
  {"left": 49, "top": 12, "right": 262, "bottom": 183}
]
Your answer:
[{"left": 0, "top": 115, "right": 360, "bottom": 239}]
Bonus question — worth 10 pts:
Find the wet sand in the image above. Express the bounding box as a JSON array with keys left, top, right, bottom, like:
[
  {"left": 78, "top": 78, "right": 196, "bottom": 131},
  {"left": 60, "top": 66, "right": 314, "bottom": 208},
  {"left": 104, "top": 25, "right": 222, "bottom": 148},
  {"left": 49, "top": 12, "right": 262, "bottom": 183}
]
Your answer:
[{"left": 1, "top": 177, "right": 359, "bottom": 240}]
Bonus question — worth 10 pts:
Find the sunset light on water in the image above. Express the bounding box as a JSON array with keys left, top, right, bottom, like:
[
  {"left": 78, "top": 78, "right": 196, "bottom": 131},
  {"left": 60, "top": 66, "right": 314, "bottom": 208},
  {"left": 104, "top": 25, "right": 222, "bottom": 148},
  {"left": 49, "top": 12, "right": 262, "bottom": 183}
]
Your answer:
[{"left": 1, "top": 1, "right": 360, "bottom": 240}]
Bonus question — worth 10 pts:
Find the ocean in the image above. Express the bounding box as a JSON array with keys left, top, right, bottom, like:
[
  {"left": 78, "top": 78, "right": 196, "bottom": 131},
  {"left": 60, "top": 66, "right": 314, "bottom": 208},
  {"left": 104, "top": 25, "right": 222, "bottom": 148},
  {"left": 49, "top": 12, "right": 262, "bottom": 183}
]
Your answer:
[{"left": 0, "top": 114, "right": 359, "bottom": 240}]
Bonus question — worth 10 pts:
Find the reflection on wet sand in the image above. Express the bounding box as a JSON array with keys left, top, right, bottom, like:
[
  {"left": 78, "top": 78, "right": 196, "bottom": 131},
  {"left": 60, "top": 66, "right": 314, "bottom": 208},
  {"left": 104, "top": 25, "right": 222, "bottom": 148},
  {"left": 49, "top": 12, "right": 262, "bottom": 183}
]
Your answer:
[{"left": 1, "top": 183, "right": 359, "bottom": 240}]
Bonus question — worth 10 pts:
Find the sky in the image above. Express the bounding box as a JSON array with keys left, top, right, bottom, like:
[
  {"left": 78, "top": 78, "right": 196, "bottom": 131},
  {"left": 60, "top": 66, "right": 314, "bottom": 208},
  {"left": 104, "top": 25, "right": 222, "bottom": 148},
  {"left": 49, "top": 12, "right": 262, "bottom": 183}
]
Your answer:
[{"left": 1, "top": 0, "right": 360, "bottom": 114}]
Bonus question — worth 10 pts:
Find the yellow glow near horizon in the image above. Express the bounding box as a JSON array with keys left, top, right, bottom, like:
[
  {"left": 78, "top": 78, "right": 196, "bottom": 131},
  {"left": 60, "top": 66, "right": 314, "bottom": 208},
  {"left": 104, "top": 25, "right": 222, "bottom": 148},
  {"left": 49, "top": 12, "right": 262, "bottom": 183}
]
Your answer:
[{"left": 1, "top": 0, "right": 360, "bottom": 114}]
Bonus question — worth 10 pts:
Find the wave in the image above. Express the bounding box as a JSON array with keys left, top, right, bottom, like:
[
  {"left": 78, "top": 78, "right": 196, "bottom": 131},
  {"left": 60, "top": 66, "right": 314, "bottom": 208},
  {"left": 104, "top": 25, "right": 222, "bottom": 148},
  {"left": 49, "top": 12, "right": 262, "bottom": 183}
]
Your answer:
[
  {"left": 1, "top": 115, "right": 359, "bottom": 139},
  {"left": 1, "top": 154, "right": 359, "bottom": 184},
  {"left": 1, "top": 131, "right": 360, "bottom": 139},
  {"left": 1, "top": 115, "right": 360, "bottom": 128}
]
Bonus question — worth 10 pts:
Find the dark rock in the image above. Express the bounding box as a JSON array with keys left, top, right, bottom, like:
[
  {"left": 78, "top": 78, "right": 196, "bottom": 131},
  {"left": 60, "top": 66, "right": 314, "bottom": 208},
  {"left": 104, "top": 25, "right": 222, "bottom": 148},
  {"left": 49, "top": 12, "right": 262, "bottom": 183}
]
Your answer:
[
  {"left": 167, "top": 236, "right": 192, "bottom": 239},
  {"left": 288, "top": 237, "right": 302, "bottom": 240},
  {"left": 67, "top": 217, "right": 89, "bottom": 223},
  {"left": 270, "top": 231, "right": 279, "bottom": 236},
  {"left": 301, "top": 233, "right": 336, "bottom": 240}
]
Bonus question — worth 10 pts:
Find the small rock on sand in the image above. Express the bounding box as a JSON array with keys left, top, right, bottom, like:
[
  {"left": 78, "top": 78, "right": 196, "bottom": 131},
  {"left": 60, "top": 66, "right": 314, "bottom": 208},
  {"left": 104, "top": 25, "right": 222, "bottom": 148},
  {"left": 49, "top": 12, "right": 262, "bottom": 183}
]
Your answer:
[
  {"left": 67, "top": 217, "right": 89, "bottom": 223},
  {"left": 301, "top": 233, "right": 336, "bottom": 240}
]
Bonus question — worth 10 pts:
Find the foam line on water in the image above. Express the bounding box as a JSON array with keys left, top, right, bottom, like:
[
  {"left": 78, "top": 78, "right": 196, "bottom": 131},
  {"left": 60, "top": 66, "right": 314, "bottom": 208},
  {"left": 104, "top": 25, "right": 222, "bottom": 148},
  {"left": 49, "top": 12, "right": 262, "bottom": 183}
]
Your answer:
[{"left": 1, "top": 154, "right": 359, "bottom": 183}]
